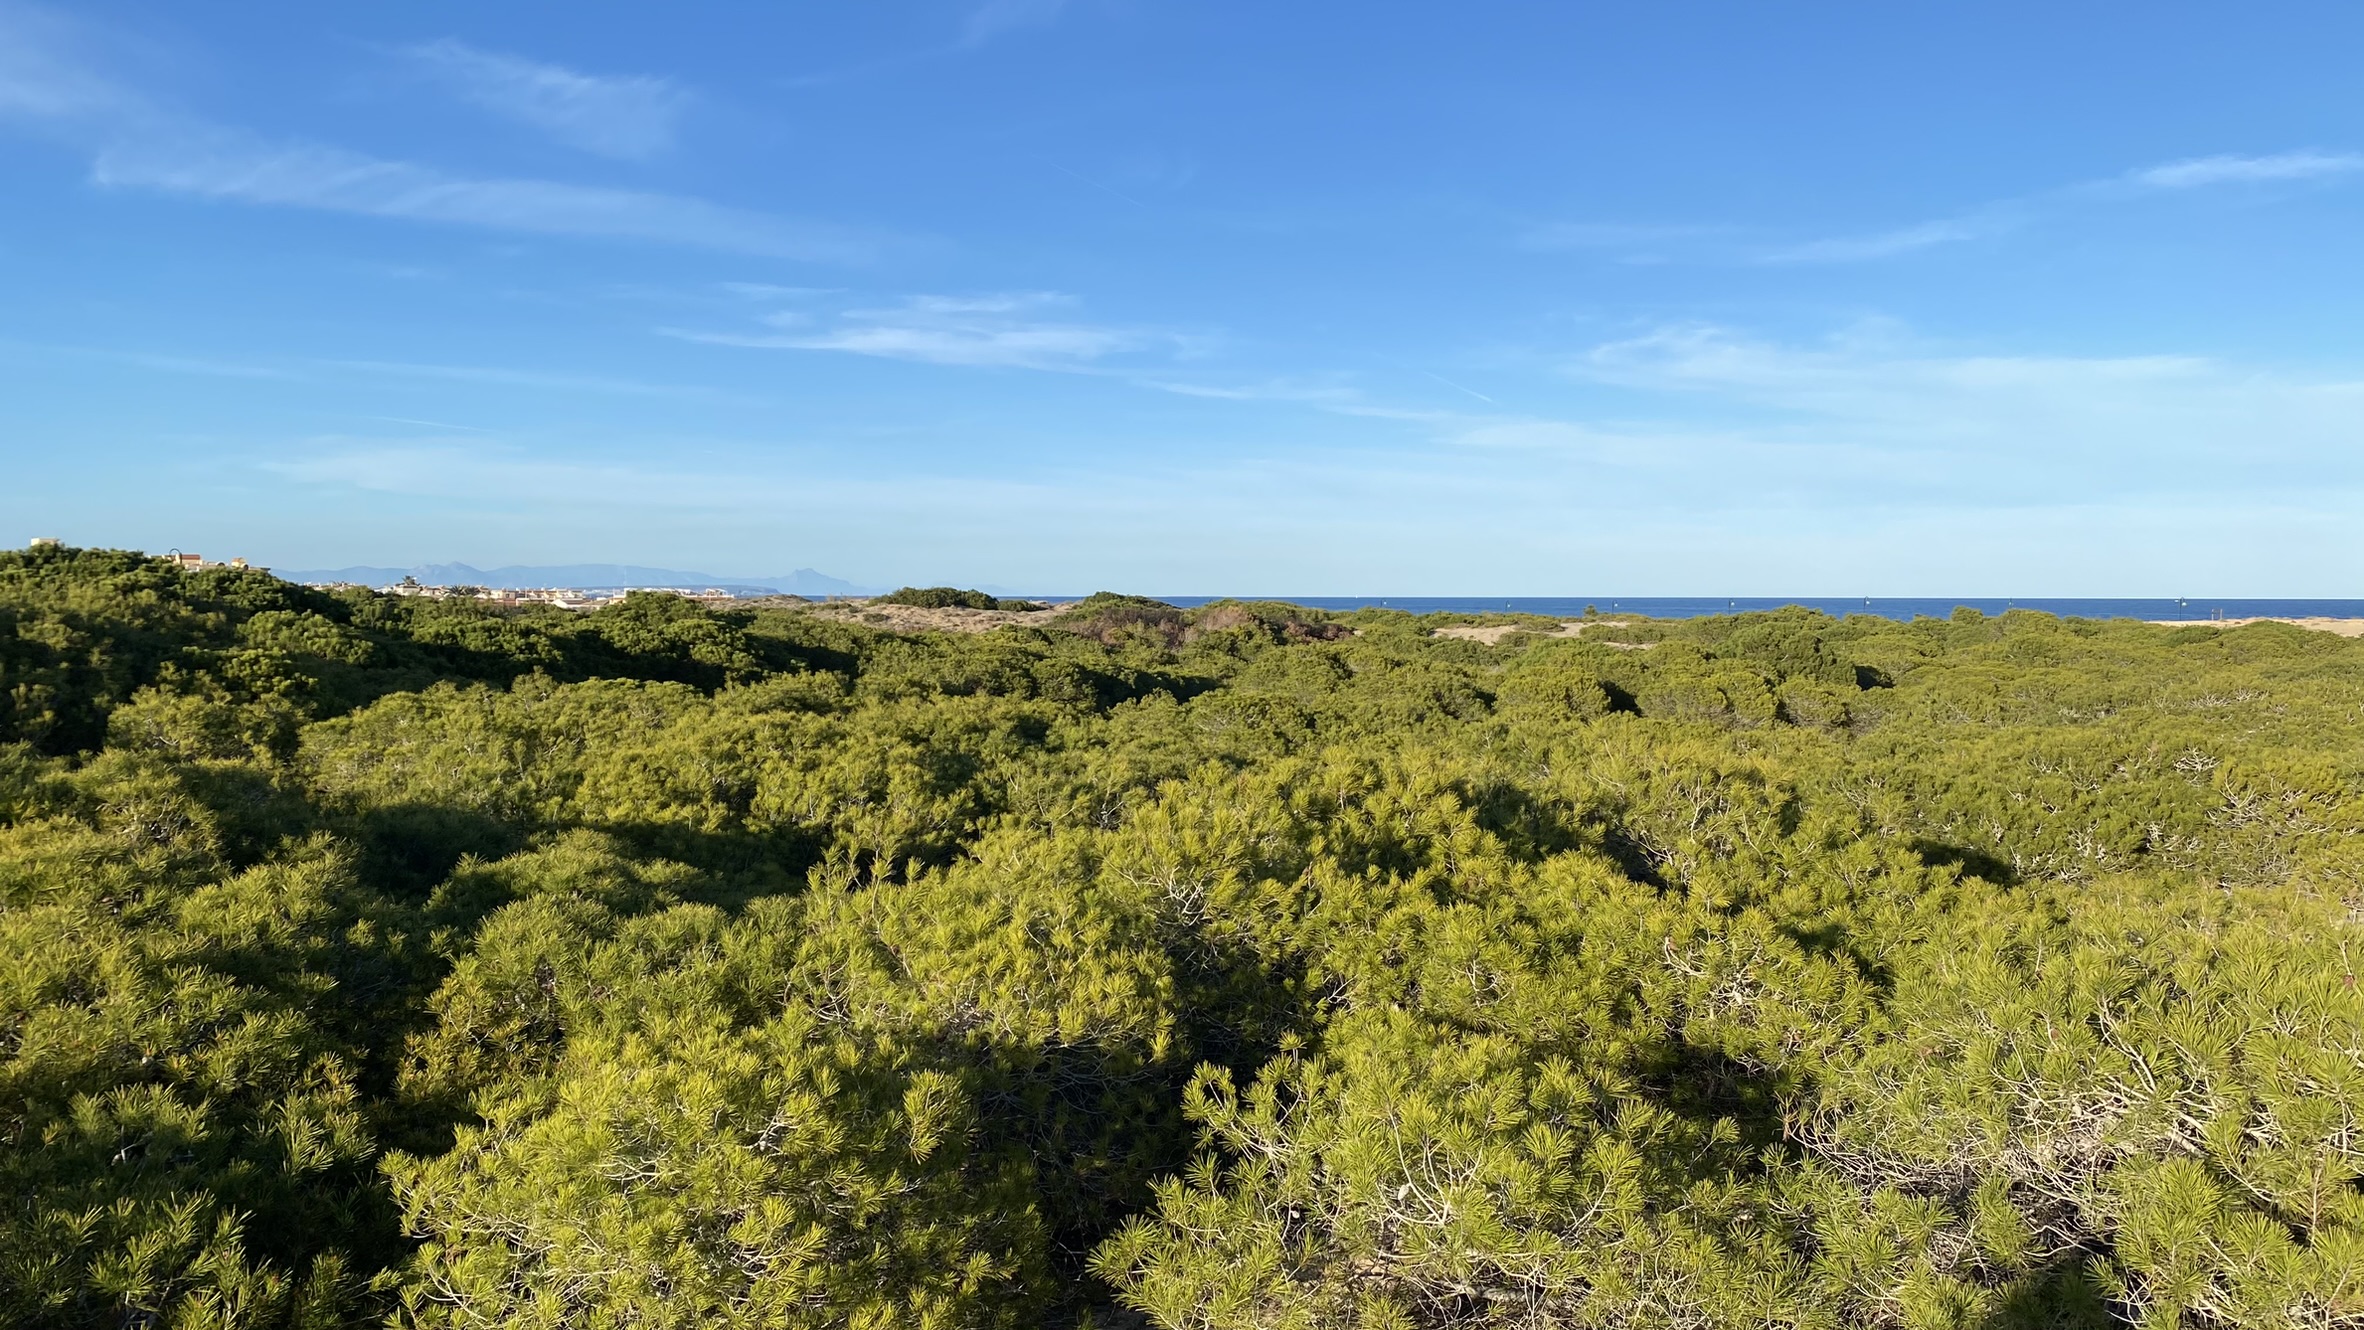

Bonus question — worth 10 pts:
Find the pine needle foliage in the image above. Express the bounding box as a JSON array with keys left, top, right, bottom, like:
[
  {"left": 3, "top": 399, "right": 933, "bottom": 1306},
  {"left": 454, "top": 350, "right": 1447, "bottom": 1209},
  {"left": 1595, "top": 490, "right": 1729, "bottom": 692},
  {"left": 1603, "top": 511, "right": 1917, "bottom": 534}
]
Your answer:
[{"left": 2, "top": 547, "right": 2360, "bottom": 1327}]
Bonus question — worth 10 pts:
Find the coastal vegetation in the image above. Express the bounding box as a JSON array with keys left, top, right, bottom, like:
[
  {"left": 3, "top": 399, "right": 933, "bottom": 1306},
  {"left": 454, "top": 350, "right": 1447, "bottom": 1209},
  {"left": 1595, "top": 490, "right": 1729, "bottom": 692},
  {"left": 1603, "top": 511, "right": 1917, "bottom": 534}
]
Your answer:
[
  {"left": 876, "top": 586, "right": 1048, "bottom": 612},
  {"left": 2, "top": 544, "right": 2359, "bottom": 1328}
]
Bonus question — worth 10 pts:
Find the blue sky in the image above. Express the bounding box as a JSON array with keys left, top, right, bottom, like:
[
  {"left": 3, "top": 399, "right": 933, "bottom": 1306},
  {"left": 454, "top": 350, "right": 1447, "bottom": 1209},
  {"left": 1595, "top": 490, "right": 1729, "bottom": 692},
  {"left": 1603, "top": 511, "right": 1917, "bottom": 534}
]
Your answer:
[{"left": 3, "top": 1, "right": 2362, "bottom": 593}]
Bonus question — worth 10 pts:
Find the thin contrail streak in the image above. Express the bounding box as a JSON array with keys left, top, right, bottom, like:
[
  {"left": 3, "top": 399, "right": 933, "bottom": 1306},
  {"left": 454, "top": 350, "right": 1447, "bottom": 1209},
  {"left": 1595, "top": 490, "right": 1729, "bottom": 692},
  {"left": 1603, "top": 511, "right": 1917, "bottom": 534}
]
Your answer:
[{"left": 1419, "top": 369, "right": 1495, "bottom": 403}]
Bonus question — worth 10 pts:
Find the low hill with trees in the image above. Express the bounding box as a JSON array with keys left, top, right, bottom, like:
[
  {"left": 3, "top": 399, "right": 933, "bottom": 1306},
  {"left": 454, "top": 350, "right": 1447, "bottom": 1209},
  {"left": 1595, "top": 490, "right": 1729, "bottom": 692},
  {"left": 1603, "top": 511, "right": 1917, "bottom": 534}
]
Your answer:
[{"left": 3, "top": 544, "right": 2358, "bottom": 1328}]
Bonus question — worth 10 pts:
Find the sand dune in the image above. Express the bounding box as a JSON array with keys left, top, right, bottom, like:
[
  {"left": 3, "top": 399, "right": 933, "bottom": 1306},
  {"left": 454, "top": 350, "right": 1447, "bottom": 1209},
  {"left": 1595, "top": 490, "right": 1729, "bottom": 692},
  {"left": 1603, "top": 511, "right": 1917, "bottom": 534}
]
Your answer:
[
  {"left": 2153, "top": 616, "right": 2364, "bottom": 637},
  {"left": 1432, "top": 621, "right": 1631, "bottom": 645}
]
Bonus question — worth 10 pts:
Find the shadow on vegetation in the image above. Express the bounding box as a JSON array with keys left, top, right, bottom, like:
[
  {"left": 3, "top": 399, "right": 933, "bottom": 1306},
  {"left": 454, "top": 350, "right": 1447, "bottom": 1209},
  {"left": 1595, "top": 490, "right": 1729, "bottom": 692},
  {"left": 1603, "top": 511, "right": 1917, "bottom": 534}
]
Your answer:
[
  {"left": 350, "top": 803, "right": 530, "bottom": 895},
  {"left": 1911, "top": 837, "right": 2019, "bottom": 886},
  {"left": 1978, "top": 1250, "right": 2115, "bottom": 1329}
]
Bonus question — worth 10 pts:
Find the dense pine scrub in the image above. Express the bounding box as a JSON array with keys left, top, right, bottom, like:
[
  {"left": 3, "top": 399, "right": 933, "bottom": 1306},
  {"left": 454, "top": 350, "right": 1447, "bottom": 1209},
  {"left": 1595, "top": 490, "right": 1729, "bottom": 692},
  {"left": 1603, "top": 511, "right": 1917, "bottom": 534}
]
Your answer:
[{"left": 3, "top": 544, "right": 2360, "bottom": 1328}]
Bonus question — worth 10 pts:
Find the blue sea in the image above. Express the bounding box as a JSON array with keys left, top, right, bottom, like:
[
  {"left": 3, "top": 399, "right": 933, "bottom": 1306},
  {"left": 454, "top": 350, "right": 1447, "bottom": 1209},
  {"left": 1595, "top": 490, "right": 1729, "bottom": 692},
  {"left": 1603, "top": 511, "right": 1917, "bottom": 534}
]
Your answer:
[{"left": 1143, "top": 597, "right": 2364, "bottom": 623}]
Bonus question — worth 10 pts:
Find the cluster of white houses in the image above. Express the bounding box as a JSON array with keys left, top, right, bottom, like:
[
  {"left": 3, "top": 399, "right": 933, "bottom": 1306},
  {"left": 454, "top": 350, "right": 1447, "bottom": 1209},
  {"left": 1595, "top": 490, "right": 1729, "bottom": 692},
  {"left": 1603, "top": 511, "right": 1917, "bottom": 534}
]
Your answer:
[
  {"left": 28, "top": 540, "right": 263, "bottom": 572},
  {"left": 357, "top": 578, "right": 742, "bottom": 610},
  {"left": 169, "top": 552, "right": 259, "bottom": 572}
]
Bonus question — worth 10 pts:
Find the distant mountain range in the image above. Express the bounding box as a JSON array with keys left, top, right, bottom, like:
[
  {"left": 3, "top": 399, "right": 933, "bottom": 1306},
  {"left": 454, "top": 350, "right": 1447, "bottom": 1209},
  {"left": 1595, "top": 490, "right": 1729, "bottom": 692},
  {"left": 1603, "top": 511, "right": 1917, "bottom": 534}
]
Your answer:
[{"left": 279, "top": 563, "right": 874, "bottom": 596}]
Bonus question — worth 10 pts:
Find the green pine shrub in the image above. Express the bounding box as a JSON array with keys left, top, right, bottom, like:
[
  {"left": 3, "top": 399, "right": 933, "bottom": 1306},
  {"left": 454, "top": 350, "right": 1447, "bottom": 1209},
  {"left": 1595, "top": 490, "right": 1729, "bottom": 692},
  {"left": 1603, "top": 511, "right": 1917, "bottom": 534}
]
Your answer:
[{"left": 4, "top": 547, "right": 2362, "bottom": 1327}]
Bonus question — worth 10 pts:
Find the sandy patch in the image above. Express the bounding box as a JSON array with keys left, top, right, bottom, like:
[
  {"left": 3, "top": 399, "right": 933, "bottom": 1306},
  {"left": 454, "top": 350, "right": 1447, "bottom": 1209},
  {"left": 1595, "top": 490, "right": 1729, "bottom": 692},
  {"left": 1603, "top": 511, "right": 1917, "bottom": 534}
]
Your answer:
[
  {"left": 2152, "top": 616, "right": 2364, "bottom": 638},
  {"left": 760, "top": 599, "right": 1071, "bottom": 635},
  {"left": 1433, "top": 620, "right": 1631, "bottom": 646}
]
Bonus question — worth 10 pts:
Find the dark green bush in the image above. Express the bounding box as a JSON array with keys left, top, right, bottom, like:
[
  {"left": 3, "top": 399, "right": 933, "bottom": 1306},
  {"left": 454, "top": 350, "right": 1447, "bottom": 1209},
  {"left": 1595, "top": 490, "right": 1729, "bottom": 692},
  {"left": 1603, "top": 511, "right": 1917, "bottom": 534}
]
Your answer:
[{"left": 876, "top": 586, "right": 999, "bottom": 610}]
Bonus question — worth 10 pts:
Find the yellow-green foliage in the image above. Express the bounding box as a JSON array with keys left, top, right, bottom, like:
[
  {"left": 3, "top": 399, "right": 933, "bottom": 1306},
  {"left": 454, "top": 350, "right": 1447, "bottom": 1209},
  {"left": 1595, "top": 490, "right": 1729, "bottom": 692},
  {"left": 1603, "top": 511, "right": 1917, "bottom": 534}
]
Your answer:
[{"left": 2, "top": 547, "right": 2360, "bottom": 1327}]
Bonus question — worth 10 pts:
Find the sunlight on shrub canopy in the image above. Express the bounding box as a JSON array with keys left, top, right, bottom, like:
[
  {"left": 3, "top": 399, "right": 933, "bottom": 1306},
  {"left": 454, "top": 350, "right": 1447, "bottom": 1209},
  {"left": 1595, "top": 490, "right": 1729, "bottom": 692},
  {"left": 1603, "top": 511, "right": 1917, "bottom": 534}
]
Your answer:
[{"left": 2, "top": 545, "right": 2360, "bottom": 1327}]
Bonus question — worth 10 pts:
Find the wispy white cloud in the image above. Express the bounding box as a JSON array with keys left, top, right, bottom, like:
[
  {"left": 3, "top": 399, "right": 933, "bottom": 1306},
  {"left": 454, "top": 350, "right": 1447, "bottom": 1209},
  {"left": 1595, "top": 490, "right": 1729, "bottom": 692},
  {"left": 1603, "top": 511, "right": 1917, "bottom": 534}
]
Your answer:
[
  {"left": 1560, "top": 321, "right": 2364, "bottom": 490},
  {"left": 402, "top": 39, "right": 687, "bottom": 159},
  {"left": 1770, "top": 149, "right": 2364, "bottom": 262},
  {"left": 0, "top": 2, "right": 123, "bottom": 119},
  {"left": 1759, "top": 210, "right": 2012, "bottom": 264},
  {"left": 243, "top": 319, "right": 2364, "bottom": 596},
  {"left": 0, "top": 7, "right": 874, "bottom": 259},
  {"left": 666, "top": 286, "right": 1462, "bottom": 415},
  {"left": 2128, "top": 150, "right": 2364, "bottom": 189},
  {"left": 1574, "top": 321, "right": 2211, "bottom": 423},
  {"left": 1541, "top": 147, "right": 2364, "bottom": 267},
  {"left": 1523, "top": 211, "right": 2011, "bottom": 267},
  {"left": 90, "top": 129, "right": 874, "bottom": 260},
  {"left": 664, "top": 291, "right": 1185, "bottom": 370}
]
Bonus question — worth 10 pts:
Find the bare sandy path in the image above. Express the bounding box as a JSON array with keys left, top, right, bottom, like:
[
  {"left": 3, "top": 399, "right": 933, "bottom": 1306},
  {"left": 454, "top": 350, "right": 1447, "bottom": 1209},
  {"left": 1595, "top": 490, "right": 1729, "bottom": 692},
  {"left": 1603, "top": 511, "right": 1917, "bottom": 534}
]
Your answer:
[
  {"left": 1432, "top": 621, "right": 1630, "bottom": 645},
  {"left": 2152, "top": 616, "right": 2364, "bottom": 637}
]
